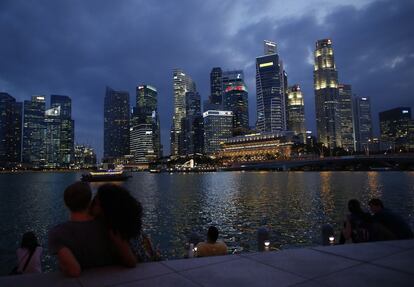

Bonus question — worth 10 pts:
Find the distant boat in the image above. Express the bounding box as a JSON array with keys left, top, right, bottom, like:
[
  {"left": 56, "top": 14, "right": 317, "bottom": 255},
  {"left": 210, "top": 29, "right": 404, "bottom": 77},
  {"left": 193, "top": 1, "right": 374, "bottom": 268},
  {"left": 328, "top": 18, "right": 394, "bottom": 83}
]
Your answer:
[{"left": 81, "top": 170, "right": 131, "bottom": 182}]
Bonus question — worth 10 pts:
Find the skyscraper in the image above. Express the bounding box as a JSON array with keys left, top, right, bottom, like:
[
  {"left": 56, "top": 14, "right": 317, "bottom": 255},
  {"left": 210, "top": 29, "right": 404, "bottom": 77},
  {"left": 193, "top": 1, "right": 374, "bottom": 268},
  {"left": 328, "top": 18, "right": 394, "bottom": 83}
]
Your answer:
[
  {"left": 353, "top": 97, "right": 373, "bottom": 152},
  {"left": 338, "top": 84, "right": 354, "bottom": 151},
  {"left": 171, "top": 69, "right": 195, "bottom": 156},
  {"left": 44, "top": 105, "right": 61, "bottom": 167},
  {"left": 222, "top": 70, "right": 249, "bottom": 135},
  {"left": 379, "top": 107, "right": 413, "bottom": 151},
  {"left": 209, "top": 67, "right": 223, "bottom": 108},
  {"left": 314, "top": 39, "right": 341, "bottom": 149},
  {"left": 203, "top": 110, "right": 233, "bottom": 154},
  {"left": 256, "top": 40, "right": 286, "bottom": 133},
  {"left": 130, "top": 85, "right": 161, "bottom": 163},
  {"left": 286, "top": 85, "right": 306, "bottom": 141},
  {"left": 104, "top": 86, "right": 130, "bottom": 161},
  {"left": 50, "top": 95, "right": 74, "bottom": 166},
  {"left": 23, "top": 96, "right": 46, "bottom": 166},
  {"left": 182, "top": 91, "right": 204, "bottom": 155},
  {"left": 0, "top": 93, "right": 22, "bottom": 166}
]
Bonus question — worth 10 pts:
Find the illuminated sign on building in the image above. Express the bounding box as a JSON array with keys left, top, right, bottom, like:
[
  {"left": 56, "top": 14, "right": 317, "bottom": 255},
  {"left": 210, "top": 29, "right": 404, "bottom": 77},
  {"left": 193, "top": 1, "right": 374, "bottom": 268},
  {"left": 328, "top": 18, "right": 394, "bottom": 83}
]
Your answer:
[
  {"left": 259, "top": 62, "right": 274, "bottom": 68},
  {"left": 224, "top": 85, "right": 247, "bottom": 93}
]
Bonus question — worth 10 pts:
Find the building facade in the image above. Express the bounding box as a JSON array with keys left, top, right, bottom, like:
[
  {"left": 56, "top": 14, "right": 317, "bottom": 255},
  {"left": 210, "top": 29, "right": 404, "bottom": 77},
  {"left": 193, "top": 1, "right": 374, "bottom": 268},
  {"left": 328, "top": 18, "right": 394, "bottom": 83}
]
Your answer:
[
  {"left": 209, "top": 67, "right": 223, "bottom": 108},
  {"left": 74, "top": 144, "right": 97, "bottom": 169},
  {"left": 222, "top": 70, "right": 249, "bottom": 135},
  {"left": 0, "top": 93, "right": 22, "bottom": 166},
  {"left": 23, "top": 96, "right": 46, "bottom": 166},
  {"left": 182, "top": 91, "right": 204, "bottom": 155},
  {"left": 104, "top": 86, "right": 130, "bottom": 161},
  {"left": 338, "top": 84, "right": 354, "bottom": 151},
  {"left": 286, "top": 85, "right": 306, "bottom": 142},
  {"left": 314, "top": 39, "right": 341, "bottom": 149},
  {"left": 353, "top": 97, "right": 373, "bottom": 152},
  {"left": 203, "top": 110, "right": 233, "bottom": 154},
  {"left": 379, "top": 107, "right": 413, "bottom": 151},
  {"left": 171, "top": 69, "right": 196, "bottom": 156},
  {"left": 256, "top": 40, "right": 287, "bottom": 133}
]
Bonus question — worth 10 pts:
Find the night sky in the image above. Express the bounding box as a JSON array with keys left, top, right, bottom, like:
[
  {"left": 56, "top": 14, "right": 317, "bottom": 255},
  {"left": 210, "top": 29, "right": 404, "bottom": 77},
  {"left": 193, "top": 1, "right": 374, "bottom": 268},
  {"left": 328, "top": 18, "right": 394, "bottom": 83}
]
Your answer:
[{"left": 1, "top": 0, "right": 413, "bottom": 158}]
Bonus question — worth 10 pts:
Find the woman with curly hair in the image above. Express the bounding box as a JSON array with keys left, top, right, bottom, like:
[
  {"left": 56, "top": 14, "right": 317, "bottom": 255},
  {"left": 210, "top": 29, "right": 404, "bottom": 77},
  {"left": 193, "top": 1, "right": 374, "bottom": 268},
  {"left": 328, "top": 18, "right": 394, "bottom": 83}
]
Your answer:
[{"left": 91, "top": 184, "right": 159, "bottom": 266}]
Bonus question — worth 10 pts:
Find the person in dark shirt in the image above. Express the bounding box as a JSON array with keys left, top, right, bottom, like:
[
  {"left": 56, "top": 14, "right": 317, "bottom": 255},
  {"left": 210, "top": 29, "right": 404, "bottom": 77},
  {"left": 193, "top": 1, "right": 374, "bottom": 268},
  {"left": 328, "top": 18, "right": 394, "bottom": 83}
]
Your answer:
[
  {"left": 368, "top": 198, "right": 413, "bottom": 240},
  {"left": 340, "top": 199, "right": 373, "bottom": 243},
  {"left": 48, "top": 182, "right": 115, "bottom": 277}
]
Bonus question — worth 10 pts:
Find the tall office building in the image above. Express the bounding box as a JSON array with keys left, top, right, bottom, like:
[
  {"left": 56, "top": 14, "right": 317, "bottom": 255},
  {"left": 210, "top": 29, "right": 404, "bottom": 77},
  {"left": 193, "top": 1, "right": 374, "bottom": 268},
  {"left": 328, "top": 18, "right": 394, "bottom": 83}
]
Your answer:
[
  {"left": 353, "top": 97, "right": 373, "bottom": 152},
  {"left": 50, "top": 95, "right": 74, "bottom": 166},
  {"left": 0, "top": 93, "right": 22, "bottom": 166},
  {"left": 222, "top": 70, "right": 249, "bottom": 135},
  {"left": 203, "top": 110, "right": 233, "bottom": 154},
  {"left": 314, "top": 39, "right": 341, "bottom": 149},
  {"left": 74, "top": 144, "right": 97, "bottom": 169},
  {"left": 286, "top": 85, "right": 306, "bottom": 141},
  {"left": 338, "top": 84, "right": 354, "bottom": 151},
  {"left": 171, "top": 69, "right": 196, "bottom": 156},
  {"left": 23, "top": 96, "right": 46, "bottom": 166},
  {"left": 182, "top": 91, "right": 204, "bottom": 155},
  {"left": 256, "top": 40, "right": 287, "bottom": 133},
  {"left": 209, "top": 67, "right": 223, "bottom": 108},
  {"left": 44, "top": 105, "right": 61, "bottom": 167},
  {"left": 130, "top": 85, "right": 161, "bottom": 163},
  {"left": 379, "top": 107, "right": 413, "bottom": 151},
  {"left": 104, "top": 86, "right": 130, "bottom": 161}
]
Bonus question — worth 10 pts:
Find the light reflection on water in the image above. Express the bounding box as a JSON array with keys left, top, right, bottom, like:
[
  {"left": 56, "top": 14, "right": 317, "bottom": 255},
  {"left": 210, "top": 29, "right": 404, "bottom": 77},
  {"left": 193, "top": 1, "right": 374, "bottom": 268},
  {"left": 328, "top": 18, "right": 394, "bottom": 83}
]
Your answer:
[{"left": 0, "top": 171, "right": 413, "bottom": 274}]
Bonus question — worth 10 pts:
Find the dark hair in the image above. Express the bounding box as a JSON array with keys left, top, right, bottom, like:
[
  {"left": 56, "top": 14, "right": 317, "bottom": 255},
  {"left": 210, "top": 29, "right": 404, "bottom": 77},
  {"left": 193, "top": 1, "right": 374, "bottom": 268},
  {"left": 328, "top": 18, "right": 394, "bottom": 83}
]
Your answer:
[
  {"left": 207, "top": 226, "right": 219, "bottom": 243},
  {"left": 21, "top": 232, "right": 40, "bottom": 252},
  {"left": 348, "top": 199, "right": 364, "bottom": 214},
  {"left": 64, "top": 181, "right": 92, "bottom": 212},
  {"left": 368, "top": 198, "right": 384, "bottom": 208},
  {"left": 96, "top": 184, "right": 143, "bottom": 240}
]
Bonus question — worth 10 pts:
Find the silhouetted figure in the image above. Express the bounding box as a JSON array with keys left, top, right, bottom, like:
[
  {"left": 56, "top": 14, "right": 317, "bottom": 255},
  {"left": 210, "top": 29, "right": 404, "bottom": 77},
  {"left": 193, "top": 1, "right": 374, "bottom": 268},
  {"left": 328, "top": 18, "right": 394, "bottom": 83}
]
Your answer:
[
  {"left": 369, "top": 198, "right": 413, "bottom": 240},
  {"left": 196, "top": 226, "right": 227, "bottom": 257},
  {"left": 11, "top": 231, "right": 42, "bottom": 274},
  {"left": 48, "top": 182, "right": 114, "bottom": 277},
  {"left": 340, "top": 199, "right": 372, "bottom": 244}
]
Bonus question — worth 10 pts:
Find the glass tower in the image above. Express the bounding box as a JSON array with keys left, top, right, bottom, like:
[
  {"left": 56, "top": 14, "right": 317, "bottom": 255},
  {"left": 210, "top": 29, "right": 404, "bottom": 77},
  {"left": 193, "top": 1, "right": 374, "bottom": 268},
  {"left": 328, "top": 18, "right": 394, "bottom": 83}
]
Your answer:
[
  {"left": 314, "top": 39, "right": 341, "bottom": 149},
  {"left": 338, "top": 84, "right": 354, "bottom": 151},
  {"left": 353, "top": 96, "right": 373, "bottom": 152},
  {"left": 182, "top": 91, "right": 204, "bottom": 155},
  {"left": 203, "top": 110, "right": 233, "bottom": 154},
  {"left": 210, "top": 67, "right": 223, "bottom": 108},
  {"left": 286, "top": 85, "right": 306, "bottom": 141}
]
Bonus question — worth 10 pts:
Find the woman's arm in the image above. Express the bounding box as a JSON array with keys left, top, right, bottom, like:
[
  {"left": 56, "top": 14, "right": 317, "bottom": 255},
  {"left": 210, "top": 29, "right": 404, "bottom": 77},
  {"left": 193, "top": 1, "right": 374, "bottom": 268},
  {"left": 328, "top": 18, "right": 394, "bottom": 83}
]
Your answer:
[
  {"left": 109, "top": 230, "right": 136, "bottom": 268},
  {"left": 57, "top": 247, "right": 81, "bottom": 277}
]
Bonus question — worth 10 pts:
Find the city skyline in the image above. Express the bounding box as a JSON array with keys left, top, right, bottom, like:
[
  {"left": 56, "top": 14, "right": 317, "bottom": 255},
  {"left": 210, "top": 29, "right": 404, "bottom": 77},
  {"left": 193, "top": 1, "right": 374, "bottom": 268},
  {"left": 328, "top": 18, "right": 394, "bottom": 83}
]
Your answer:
[{"left": 1, "top": 0, "right": 413, "bottom": 158}]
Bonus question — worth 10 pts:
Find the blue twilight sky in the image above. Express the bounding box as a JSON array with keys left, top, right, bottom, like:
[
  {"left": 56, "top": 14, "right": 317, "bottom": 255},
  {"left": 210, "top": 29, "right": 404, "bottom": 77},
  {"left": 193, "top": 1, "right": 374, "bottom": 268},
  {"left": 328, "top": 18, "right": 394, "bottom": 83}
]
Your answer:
[{"left": 1, "top": 0, "right": 414, "bottom": 159}]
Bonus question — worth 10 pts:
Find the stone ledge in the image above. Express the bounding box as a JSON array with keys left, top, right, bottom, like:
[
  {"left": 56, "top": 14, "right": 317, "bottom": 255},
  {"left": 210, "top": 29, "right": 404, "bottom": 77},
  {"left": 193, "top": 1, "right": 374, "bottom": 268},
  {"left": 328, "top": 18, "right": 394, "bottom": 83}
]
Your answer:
[{"left": 1, "top": 239, "right": 413, "bottom": 287}]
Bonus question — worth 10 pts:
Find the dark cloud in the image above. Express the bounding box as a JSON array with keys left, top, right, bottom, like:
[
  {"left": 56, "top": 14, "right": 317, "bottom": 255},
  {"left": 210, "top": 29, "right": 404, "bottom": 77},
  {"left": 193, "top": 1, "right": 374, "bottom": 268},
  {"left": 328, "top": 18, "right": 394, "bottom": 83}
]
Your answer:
[{"left": 0, "top": 0, "right": 413, "bottom": 158}]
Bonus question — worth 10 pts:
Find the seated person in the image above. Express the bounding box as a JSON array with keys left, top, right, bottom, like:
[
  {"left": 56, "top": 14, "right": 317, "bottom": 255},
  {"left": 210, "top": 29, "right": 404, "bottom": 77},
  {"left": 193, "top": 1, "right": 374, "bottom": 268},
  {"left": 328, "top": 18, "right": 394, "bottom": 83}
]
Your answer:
[
  {"left": 196, "top": 226, "right": 227, "bottom": 257},
  {"left": 369, "top": 198, "right": 413, "bottom": 240},
  {"left": 48, "top": 182, "right": 115, "bottom": 277},
  {"left": 340, "top": 199, "right": 372, "bottom": 244}
]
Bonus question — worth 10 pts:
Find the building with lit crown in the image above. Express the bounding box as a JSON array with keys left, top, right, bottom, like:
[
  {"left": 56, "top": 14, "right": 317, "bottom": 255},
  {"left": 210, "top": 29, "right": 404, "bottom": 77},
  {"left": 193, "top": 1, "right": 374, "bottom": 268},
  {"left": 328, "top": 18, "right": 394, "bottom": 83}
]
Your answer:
[
  {"left": 286, "top": 85, "right": 306, "bottom": 142},
  {"left": 203, "top": 110, "right": 233, "bottom": 154}
]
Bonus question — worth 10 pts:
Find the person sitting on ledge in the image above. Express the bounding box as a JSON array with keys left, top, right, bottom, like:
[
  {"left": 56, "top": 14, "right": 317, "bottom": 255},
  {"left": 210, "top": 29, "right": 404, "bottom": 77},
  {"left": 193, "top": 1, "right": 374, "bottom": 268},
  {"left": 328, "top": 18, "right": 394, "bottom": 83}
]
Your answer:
[
  {"left": 340, "top": 199, "right": 372, "bottom": 244},
  {"left": 196, "top": 226, "right": 228, "bottom": 257},
  {"left": 48, "top": 182, "right": 115, "bottom": 277},
  {"left": 369, "top": 198, "right": 413, "bottom": 240}
]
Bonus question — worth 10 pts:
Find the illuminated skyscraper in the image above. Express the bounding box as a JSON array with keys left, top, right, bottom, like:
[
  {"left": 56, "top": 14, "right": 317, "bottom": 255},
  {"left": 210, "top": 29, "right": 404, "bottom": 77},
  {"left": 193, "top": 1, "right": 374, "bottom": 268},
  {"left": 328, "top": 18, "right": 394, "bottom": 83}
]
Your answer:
[
  {"left": 223, "top": 70, "right": 249, "bottom": 135},
  {"left": 286, "top": 85, "right": 306, "bottom": 141},
  {"left": 203, "top": 110, "right": 233, "bottom": 154},
  {"left": 170, "top": 69, "right": 195, "bottom": 156},
  {"left": 23, "top": 96, "right": 46, "bottom": 166},
  {"left": 256, "top": 40, "right": 286, "bottom": 133},
  {"left": 104, "top": 86, "right": 130, "bottom": 161},
  {"left": 353, "top": 96, "right": 373, "bottom": 152},
  {"left": 130, "top": 85, "right": 161, "bottom": 163},
  {"left": 209, "top": 67, "right": 223, "bottom": 108},
  {"left": 338, "top": 84, "right": 354, "bottom": 151},
  {"left": 314, "top": 39, "right": 341, "bottom": 149},
  {"left": 380, "top": 107, "right": 413, "bottom": 151},
  {"left": 182, "top": 91, "right": 204, "bottom": 155},
  {"left": 0, "top": 93, "right": 22, "bottom": 166}
]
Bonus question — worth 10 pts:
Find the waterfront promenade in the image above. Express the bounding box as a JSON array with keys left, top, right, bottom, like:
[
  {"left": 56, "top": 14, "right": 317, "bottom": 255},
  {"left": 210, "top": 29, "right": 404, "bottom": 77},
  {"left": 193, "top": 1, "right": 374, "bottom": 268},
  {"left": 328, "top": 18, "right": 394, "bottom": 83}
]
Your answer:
[{"left": 1, "top": 239, "right": 413, "bottom": 287}]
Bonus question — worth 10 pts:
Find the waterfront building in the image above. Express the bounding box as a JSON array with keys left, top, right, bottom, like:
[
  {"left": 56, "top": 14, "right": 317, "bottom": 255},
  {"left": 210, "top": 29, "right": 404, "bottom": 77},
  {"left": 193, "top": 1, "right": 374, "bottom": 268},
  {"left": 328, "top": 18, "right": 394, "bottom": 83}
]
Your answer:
[
  {"left": 44, "top": 105, "right": 62, "bottom": 168},
  {"left": 171, "top": 69, "right": 196, "bottom": 156},
  {"left": 286, "top": 85, "right": 306, "bottom": 142},
  {"left": 209, "top": 67, "right": 223, "bottom": 109},
  {"left": 104, "top": 86, "right": 130, "bottom": 162},
  {"left": 0, "top": 93, "right": 22, "bottom": 166},
  {"left": 222, "top": 70, "right": 249, "bottom": 135},
  {"left": 338, "top": 84, "right": 354, "bottom": 151},
  {"left": 203, "top": 110, "right": 233, "bottom": 154},
  {"left": 256, "top": 40, "right": 287, "bottom": 133},
  {"left": 314, "top": 39, "right": 341, "bottom": 149},
  {"left": 379, "top": 107, "right": 414, "bottom": 151},
  {"left": 130, "top": 85, "right": 161, "bottom": 163},
  {"left": 353, "top": 97, "right": 373, "bottom": 152},
  {"left": 50, "top": 95, "right": 74, "bottom": 166},
  {"left": 218, "top": 132, "right": 295, "bottom": 163},
  {"left": 74, "top": 144, "right": 97, "bottom": 169},
  {"left": 23, "top": 95, "right": 46, "bottom": 166},
  {"left": 182, "top": 91, "right": 204, "bottom": 155}
]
